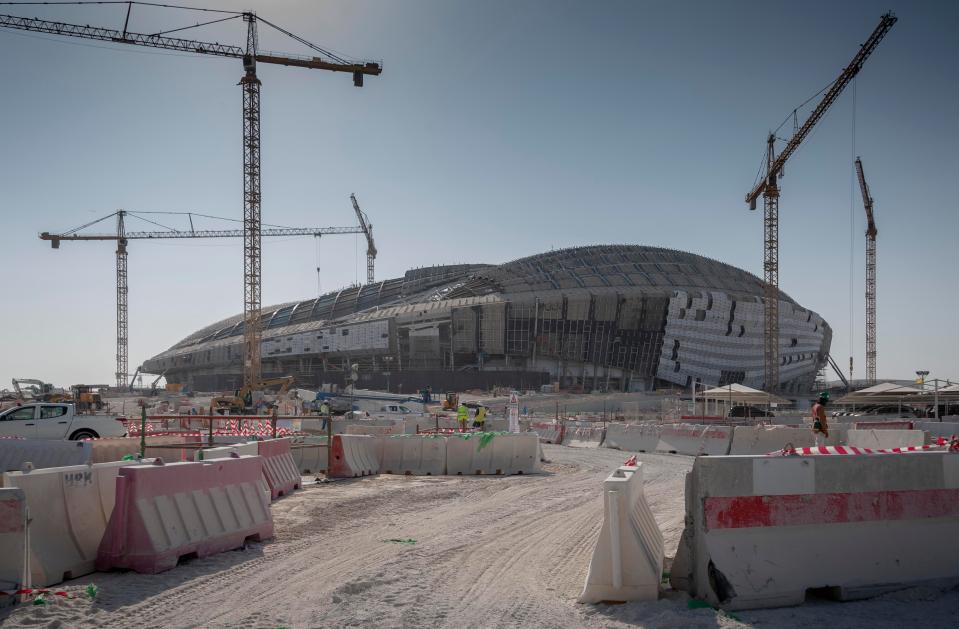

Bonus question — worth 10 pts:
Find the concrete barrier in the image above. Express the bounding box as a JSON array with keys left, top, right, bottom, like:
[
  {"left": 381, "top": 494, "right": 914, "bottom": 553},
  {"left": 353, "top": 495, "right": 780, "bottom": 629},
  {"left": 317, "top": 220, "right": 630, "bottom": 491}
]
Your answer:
[
  {"left": 3, "top": 460, "right": 135, "bottom": 586},
  {"left": 580, "top": 464, "right": 663, "bottom": 603},
  {"left": 854, "top": 420, "right": 914, "bottom": 430},
  {"left": 195, "top": 441, "right": 259, "bottom": 461},
  {"left": 256, "top": 438, "right": 301, "bottom": 499},
  {"left": 729, "top": 425, "right": 839, "bottom": 455},
  {"left": 379, "top": 435, "right": 447, "bottom": 475},
  {"left": 530, "top": 422, "right": 564, "bottom": 444},
  {"left": 446, "top": 433, "right": 539, "bottom": 475},
  {"left": 671, "top": 451, "right": 959, "bottom": 610},
  {"left": 290, "top": 436, "right": 328, "bottom": 474},
  {"left": 328, "top": 435, "right": 379, "bottom": 478},
  {"left": 0, "top": 488, "right": 28, "bottom": 591},
  {"left": 564, "top": 426, "right": 606, "bottom": 448},
  {"left": 846, "top": 429, "right": 925, "bottom": 449},
  {"left": 0, "top": 439, "right": 91, "bottom": 473},
  {"left": 603, "top": 423, "right": 661, "bottom": 452},
  {"left": 91, "top": 438, "right": 142, "bottom": 463},
  {"left": 657, "top": 424, "right": 733, "bottom": 456},
  {"left": 917, "top": 422, "right": 959, "bottom": 441},
  {"left": 97, "top": 456, "right": 273, "bottom": 574}
]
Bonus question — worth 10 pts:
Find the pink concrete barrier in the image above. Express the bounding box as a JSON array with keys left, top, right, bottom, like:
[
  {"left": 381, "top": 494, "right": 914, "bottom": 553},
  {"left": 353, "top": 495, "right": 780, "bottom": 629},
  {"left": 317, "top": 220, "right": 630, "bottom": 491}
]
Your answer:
[
  {"left": 97, "top": 456, "right": 273, "bottom": 574},
  {"left": 256, "top": 438, "right": 301, "bottom": 499},
  {"left": 328, "top": 435, "right": 379, "bottom": 478}
]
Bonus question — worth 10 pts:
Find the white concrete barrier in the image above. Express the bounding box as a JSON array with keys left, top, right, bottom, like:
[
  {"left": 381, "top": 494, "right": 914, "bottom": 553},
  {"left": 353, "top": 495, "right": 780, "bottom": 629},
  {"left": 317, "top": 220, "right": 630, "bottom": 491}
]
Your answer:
[
  {"left": 446, "top": 433, "right": 539, "bottom": 475},
  {"left": 603, "top": 423, "right": 661, "bottom": 452},
  {"left": 846, "top": 429, "right": 925, "bottom": 449},
  {"left": 657, "top": 424, "right": 733, "bottom": 456},
  {"left": 729, "top": 425, "right": 839, "bottom": 455},
  {"left": 379, "top": 435, "right": 447, "bottom": 475},
  {"left": 671, "top": 452, "right": 959, "bottom": 610},
  {"left": 530, "top": 422, "right": 564, "bottom": 444},
  {"left": 579, "top": 464, "right": 663, "bottom": 603},
  {"left": 290, "top": 436, "right": 328, "bottom": 474},
  {"left": 564, "top": 426, "right": 606, "bottom": 448},
  {"left": 2, "top": 460, "right": 136, "bottom": 587},
  {"left": 0, "top": 488, "right": 28, "bottom": 591},
  {"left": 917, "top": 422, "right": 959, "bottom": 441},
  {"left": 194, "top": 441, "right": 259, "bottom": 461},
  {"left": 0, "top": 439, "right": 91, "bottom": 473}
]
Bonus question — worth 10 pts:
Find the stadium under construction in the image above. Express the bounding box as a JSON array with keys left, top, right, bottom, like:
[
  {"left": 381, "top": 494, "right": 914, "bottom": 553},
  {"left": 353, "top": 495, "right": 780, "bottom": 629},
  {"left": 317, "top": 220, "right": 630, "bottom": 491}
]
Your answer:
[{"left": 142, "top": 245, "right": 833, "bottom": 395}]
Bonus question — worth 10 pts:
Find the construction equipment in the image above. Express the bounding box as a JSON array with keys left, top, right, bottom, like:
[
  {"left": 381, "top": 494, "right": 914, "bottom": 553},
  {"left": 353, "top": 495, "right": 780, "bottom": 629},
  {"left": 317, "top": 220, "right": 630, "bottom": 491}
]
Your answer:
[
  {"left": 855, "top": 157, "right": 878, "bottom": 384},
  {"left": 71, "top": 385, "right": 106, "bottom": 413},
  {"left": 11, "top": 378, "right": 70, "bottom": 403},
  {"left": 41, "top": 211, "right": 368, "bottom": 388},
  {"left": 1, "top": 5, "right": 382, "bottom": 390},
  {"left": 745, "top": 13, "right": 896, "bottom": 391},
  {"left": 442, "top": 392, "right": 460, "bottom": 411},
  {"left": 211, "top": 376, "right": 295, "bottom": 415},
  {"left": 350, "top": 194, "right": 377, "bottom": 284}
]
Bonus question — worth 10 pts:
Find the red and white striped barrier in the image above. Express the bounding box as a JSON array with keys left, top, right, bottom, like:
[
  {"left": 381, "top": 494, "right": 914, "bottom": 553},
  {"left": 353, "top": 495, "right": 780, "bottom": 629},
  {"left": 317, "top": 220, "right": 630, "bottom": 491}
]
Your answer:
[
  {"left": 671, "top": 450, "right": 959, "bottom": 610},
  {"left": 530, "top": 422, "right": 565, "bottom": 444},
  {"left": 770, "top": 442, "right": 954, "bottom": 456}
]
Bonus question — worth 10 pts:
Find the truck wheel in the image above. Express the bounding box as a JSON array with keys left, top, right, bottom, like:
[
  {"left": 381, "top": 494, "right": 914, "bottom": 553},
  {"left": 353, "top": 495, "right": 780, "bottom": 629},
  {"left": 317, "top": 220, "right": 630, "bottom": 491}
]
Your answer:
[{"left": 70, "top": 429, "right": 99, "bottom": 440}]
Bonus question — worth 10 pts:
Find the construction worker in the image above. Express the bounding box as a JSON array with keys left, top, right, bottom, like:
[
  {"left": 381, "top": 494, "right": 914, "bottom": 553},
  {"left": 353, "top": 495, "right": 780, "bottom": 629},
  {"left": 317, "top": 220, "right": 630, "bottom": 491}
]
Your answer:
[
  {"left": 811, "top": 392, "right": 829, "bottom": 446},
  {"left": 472, "top": 405, "right": 487, "bottom": 430},
  {"left": 457, "top": 402, "right": 469, "bottom": 432}
]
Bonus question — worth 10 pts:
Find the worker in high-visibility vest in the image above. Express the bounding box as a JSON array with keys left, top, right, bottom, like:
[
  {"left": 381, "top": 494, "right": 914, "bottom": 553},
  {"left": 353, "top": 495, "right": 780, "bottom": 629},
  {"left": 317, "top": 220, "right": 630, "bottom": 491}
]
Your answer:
[
  {"left": 472, "top": 405, "right": 487, "bottom": 431},
  {"left": 457, "top": 403, "right": 469, "bottom": 432}
]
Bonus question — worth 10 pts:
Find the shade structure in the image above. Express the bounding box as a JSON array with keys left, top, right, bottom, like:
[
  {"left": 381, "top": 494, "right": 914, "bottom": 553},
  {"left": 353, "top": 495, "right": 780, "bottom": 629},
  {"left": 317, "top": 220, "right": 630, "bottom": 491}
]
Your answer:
[
  {"left": 699, "top": 383, "right": 790, "bottom": 406},
  {"left": 834, "top": 382, "right": 924, "bottom": 405}
]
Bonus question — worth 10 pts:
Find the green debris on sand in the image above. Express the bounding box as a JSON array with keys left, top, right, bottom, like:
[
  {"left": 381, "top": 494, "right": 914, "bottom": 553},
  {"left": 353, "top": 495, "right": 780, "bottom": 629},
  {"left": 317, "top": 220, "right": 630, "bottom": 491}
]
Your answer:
[
  {"left": 382, "top": 538, "right": 417, "bottom": 545},
  {"left": 687, "top": 598, "right": 712, "bottom": 610},
  {"left": 32, "top": 594, "right": 46, "bottom": 606},
  {"left": 86, "top": 584, "right": 99, "bottom": 599}
]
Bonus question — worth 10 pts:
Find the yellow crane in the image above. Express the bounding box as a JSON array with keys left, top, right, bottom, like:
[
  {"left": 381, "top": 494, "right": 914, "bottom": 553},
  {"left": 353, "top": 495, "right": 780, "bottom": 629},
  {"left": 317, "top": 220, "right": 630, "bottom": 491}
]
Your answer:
[
  {"left": 745, "top": 13, "right": 896, "bottom": 391},
  {"left": 855, "top": 157, "right": 878, "bottom": 384}
]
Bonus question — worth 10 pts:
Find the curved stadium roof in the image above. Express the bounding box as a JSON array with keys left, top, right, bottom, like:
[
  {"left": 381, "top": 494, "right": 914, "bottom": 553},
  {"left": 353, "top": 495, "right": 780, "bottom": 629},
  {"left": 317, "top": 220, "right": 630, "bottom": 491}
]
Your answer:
[{"left": 168, "top": 245, "right": 791, "bottom": 351}]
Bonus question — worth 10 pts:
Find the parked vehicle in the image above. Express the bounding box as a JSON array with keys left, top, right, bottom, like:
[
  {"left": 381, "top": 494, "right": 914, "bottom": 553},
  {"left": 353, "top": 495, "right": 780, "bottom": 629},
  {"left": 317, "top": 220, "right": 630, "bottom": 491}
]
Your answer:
[{"left": 0, "top": 403, "right": 127, "bottom": 440}]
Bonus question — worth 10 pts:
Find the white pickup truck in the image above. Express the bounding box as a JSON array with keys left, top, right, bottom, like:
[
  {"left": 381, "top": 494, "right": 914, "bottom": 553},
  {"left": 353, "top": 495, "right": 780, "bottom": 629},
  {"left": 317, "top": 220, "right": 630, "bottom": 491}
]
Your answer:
[{"left": 0, "top": 403, "right": 128, "bottom": 440}]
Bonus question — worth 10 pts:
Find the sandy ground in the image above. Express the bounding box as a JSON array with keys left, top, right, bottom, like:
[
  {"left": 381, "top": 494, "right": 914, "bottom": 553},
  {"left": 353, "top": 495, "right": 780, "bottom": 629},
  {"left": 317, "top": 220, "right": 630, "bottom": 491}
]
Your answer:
[{"left": 2, "top": 445, "right": 957, "bottom": 628}]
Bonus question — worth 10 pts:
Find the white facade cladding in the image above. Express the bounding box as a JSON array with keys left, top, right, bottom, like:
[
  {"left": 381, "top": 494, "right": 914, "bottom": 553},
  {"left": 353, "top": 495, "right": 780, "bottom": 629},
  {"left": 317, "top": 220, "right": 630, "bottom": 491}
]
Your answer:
[
  {"left": 657, "top": 290, "right": 830, "bottom": 393},
  {"left": 143, "top": 246, "right": 832, "bottom": 393}
]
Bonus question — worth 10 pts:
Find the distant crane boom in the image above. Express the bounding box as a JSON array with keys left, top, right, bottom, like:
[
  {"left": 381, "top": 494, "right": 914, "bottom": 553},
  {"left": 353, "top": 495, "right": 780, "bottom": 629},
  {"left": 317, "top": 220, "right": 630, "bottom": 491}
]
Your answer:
[
  {"left": 855, "top": 157, "right": 878, "bottom": 384},
  {"left": 745, "top": 13, "right": 896, "bottom": 392},
  {"left": 350, "top": 194, "right": 377, "bottom": 284},
  {"left": 1, "top": 5, "right": 382, "bottom": 388}
]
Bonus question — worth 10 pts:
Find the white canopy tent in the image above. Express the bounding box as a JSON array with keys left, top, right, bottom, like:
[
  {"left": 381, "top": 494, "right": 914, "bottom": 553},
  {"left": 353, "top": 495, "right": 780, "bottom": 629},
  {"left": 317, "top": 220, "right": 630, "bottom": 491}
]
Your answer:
[
  {"left": 696, "top": 383, "right": 789, "bottom": 417},
  {"left": 834, "top": 382, "right": 923, "bottom": 405}
]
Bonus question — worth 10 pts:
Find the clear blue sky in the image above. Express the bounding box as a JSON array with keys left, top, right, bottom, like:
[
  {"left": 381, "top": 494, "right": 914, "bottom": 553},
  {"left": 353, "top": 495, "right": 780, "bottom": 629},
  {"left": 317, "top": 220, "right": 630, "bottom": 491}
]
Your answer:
[{"left": 0, "top": 0, "right": 955, "bottom": 386}]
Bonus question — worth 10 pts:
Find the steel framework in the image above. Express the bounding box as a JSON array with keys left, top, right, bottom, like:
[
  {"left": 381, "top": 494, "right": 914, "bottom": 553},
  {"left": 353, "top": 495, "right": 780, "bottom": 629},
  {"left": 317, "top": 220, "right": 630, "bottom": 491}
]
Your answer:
[
  {"left": 855, "top": 157, "right": 878, "bottom": 384},
  {"left": 1, "top": 6, "right": 382, "bottom": 388},
  {"left": 115, "top": 211, "right": 128, "bottom": 388},
  {"left": 350, "top": 194, "right": 377, "bottom": 284}
]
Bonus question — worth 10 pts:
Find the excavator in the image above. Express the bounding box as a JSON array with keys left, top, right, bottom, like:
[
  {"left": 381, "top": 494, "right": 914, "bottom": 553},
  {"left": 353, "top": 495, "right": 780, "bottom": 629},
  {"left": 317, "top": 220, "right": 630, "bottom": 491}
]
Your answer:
[
  {"left": 11, "top": 378, "right": 71, "bottom": 403},
  {"left": 210, "top": 376, "right": 295, "bottom": 415}
]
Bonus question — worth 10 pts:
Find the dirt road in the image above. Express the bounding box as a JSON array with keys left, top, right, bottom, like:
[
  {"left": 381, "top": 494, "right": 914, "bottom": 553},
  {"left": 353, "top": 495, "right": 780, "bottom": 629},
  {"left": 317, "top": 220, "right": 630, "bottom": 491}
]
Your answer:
[{"left": 3, "top": 445, "right": 957, "bottom": 628}]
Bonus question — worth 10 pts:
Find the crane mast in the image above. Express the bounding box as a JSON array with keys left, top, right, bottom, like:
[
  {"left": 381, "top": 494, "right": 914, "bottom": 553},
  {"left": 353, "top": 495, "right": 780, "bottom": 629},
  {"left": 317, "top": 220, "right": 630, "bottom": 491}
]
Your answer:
[
  {"left": 745, "top": 12, "right": 896, "bottom": 392},
  {"left": 1, "top": 6, "right": 383, "bottom": 389},
  {"left": 116, "top": 211, "right": 128, "bottom": 388},
  {"left": 350, "top": 194, "right": 377, "bottom": 284},
  {"left": 855, "top": 157, "right": 878, "bottom": 384}
]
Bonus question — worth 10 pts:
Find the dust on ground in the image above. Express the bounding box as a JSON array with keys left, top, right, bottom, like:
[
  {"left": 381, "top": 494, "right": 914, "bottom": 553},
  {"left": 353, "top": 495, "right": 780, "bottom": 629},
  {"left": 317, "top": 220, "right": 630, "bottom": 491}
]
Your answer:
[{"left": 1, "top": 445, "right": 956, "bottom": 628}]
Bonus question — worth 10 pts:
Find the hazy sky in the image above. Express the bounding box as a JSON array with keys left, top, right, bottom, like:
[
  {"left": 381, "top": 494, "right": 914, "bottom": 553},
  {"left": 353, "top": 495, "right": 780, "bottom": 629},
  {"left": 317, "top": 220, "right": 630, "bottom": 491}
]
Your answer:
[{"left": 0, "top": 0, "right": 956, "bottom": 387}]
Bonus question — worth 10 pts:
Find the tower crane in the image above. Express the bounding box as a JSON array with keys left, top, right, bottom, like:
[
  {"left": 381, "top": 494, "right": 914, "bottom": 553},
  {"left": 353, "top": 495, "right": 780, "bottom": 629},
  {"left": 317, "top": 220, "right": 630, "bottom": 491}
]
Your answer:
[
  {"left": 745, "top": 12, "right": 896, "bottom": 391},
  {"left": 350, "top": 194, "right": 377, "bottom": 285},
  {"left": 855, "top": 157, "right": 878, "bottom": 384},
  {"left": 41, "top": 210, "right": 367, "bottom": 387},
  {"left": 0, "top": 4, "right": 382, "bottom": 388}
]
